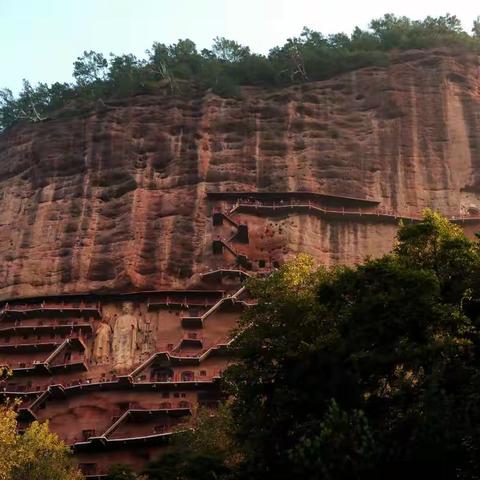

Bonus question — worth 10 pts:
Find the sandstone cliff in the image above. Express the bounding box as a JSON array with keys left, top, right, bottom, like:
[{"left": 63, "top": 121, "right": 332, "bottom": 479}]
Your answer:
[{"left": 1, "top": 48, "right": 480, "bottom": 300}]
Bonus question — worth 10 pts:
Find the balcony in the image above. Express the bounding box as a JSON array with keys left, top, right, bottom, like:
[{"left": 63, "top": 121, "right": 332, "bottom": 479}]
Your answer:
[
  {"left": 0, "top": 341, "right": 60, "bottom": 353},
  {"left": 0, "top": 301, "right": 101, "bottom": 320},
  {"left": 147, "top": 290, "right": 223, "bottom": 310},
  {"left": 201, "top": 268, "right": 251, "bottom": 282},
  {"left": 48, "top": 360, "right": 88, "bottom": 374},
  {"left": 2, "top": 360, "right": 50, "bottom": 376},
  {"left": 102, "top": 406, "right": 192, "bottom": 442},
  {"left": 0, "top": 323, "right": 93, "bottom": 337}
]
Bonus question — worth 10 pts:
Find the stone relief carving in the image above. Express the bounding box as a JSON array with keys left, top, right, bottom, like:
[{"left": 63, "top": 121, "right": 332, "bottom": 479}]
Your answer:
[
  {"left": 91, "top": 301, "right": 157, "bottom": 369},
  {"left": 112, "top": 302, "right": 139, "bottom": 370},
  {"left": 92, "top": 316, "right": 112, "bottom": 365},
  {"left": 139, "top": 312, "right": 156, "bottom": 361}
]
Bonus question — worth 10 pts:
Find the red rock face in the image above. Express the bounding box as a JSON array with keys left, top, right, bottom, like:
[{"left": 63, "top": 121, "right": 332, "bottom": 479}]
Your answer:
[
  {"left": 1, "top": 49, "right": 480, "bottom": 300},
  {"left": 2, "top": 48, "right": 480, "bottom": 474},
  {"left": 0, "top": 291, "right": 241, "bottom": 475}
]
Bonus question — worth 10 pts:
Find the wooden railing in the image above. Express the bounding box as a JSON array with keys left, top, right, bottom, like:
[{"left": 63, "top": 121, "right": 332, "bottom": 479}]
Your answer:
[
  {"left": 0, "top": 301, "right": 101, "bottom": 318},
  {"left": 230, "top": 200, "right": 480, "bottom": 223},
  {"left": 1, "top": 368, "right": 225, "bottom": 396}
]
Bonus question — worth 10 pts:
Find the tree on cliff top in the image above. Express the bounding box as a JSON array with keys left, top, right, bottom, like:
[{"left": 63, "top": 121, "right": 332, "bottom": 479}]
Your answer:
[
  {"left": 73, "top": 50, "right": 109, "bottom": 87},
  {"left": 209, "top": 37, "right": 251, "bottom": 63},
  {"left": 0, "top": 402, "right": 82, "bottom": 480},
  {"left": 472, "top": 16, "right": 480, "bottom": 38},
  {"left": 2, "top": 13, "right": 480, "bottom": 132}
]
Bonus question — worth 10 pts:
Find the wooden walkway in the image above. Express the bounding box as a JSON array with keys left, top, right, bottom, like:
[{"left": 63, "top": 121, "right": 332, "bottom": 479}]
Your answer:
[
  {"left": 207, "top": 190, "right": 380, "bottom": 207},
  {"left": 230, "top": 202, "right": 480, "bottom": 225}
]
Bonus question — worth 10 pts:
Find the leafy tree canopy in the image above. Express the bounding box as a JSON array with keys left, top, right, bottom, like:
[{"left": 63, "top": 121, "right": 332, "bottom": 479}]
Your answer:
[
  {"left": 145, "top": 212, "right": 480, "bottom": 479},
  {"left": 140, "top": 404, "right": 240, "bottom": 480},
  {"left": 0, "top": 211, "right": 478, "bottom": 480},
  {"left": 73, "top": 50, "right": 109, "bottom": 87},
  {"left": 2, "top": 13, "right": 480, "bottom": 132},
  {"left": 0, "top": 402, "right": 82, "bottom": 480},
  {"left": 105, "top": 464, "right": 144, "bottom": 480}
]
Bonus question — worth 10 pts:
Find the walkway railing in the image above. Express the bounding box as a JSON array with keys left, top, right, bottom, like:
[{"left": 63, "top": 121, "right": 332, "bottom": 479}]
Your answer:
[
  {"left": 0, "top": 301, "right": 101, "bottom": 318},
  {"left": 230, "top": 200, "right": 480, "bottom": 224},
  {"left": 2, "top": 370, "right": 224, "bottom": 400},
  {"left": 201, "top": 268, "right": 252, "bottom": 279}
]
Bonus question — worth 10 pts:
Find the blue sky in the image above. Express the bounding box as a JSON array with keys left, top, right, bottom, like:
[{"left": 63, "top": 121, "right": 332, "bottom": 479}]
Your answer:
[{"left": 1, "top": 0, "right": 478, "bottom": 93}]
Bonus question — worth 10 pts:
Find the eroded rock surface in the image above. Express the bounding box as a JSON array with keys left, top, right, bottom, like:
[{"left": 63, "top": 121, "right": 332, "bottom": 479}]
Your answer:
[{"left": 1, "top": 49, "right": 480, "bottom": 300}]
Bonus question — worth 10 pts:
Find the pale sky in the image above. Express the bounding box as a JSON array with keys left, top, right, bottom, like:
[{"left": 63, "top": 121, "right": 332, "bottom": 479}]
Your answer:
[{"left": 1, "top": 0, "right": 479, "bottom": 93}]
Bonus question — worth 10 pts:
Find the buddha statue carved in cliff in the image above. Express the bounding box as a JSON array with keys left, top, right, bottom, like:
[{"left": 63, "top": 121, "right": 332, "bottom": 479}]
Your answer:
[
  {"left": 112, "top": 302, "right": 139, "bottom": 370},
  {"left": 92, "top": 316, "right": 112, "bottom": 365}
]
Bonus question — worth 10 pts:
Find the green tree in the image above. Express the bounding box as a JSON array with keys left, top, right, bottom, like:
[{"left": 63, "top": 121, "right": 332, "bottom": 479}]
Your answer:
[
  {"left": 144, "top": 452, "right": 230, "bottom": 480},
  {"left": 395, "top": 209, "right": 480, "bottom": 302},
  {"left": 73, "top": 50, "right": 108, "bottom": 87},
  {"left": 210, "top": 37, "right": 251, "bottom": 63},
  {"left": 0, "top": 80, "right": 49, "bottom": 128},
  {"left": 2, "top": 14, "right": 480, "bottom": 132},
  {"left": 181, "top": 404, "right": 242, "bottom": 467},
  {"left": 473, "top": 16, "right": 480, "bottom": 38},
  {"left": 0, "top": 403, "right": 81, "bottom": 480},
  {"left": 106, "top": 464, "right": 143, "bottom": 480},
  {"left": 369, "top": 14, "right": 413, "bottom": 49},
  {"left": 47, "top": 82, "right": 74, "bottom": 111},
  {"left": 0, "top": 89, "right": 20, "bottom": 131},
  {"left": 288, "top": 400, "right": 376, "bottom": 480},
  {"left": 223, "top": 214, "right": 480, "bottom": 479},
  {"left": 12, "top": 421, "right": 82, "bottom": 480},
  {"left": 148, "top": 39, "right": 202, "bottom": 78},
  {"left": 108, "top": 54, "right": 146, "bottom": 97},
  {"left": 144, "top": 405, "right": 239, "bottom": 479},
  {"left": 0, "top": 403, "right": 19, "bottom": 480}
]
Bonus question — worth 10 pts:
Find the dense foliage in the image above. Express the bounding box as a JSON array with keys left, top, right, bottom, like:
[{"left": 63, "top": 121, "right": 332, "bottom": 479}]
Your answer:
[
  {"left": 139, "top": 211, "right": 480, "bottom": 479},
  {"left": 105, "top": 406, "right": 239, "bottom": 480},
  {"left": 2, "top": 14, "right": 480, "bottom": 132},
  {"left": 0, "top": 401, "right": 82, "bottom": 480},
  {"left": 228, "top": 212, "right": 480, "bottom": 479}
]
